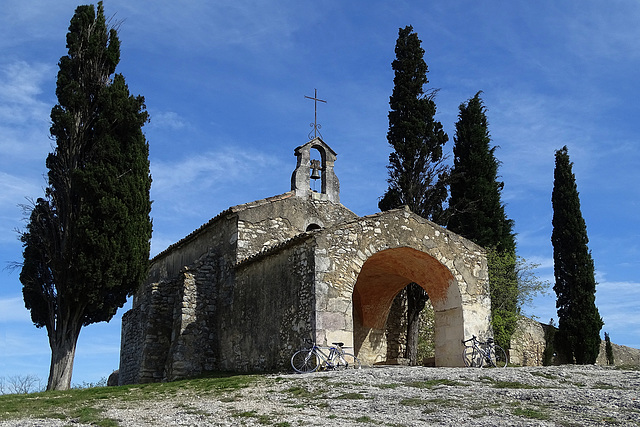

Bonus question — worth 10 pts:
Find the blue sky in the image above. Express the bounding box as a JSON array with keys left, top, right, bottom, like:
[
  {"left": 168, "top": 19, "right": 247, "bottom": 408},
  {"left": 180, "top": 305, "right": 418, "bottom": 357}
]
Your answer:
[{"left": 1, "top": 1, "right": 639, "bottom": 385}]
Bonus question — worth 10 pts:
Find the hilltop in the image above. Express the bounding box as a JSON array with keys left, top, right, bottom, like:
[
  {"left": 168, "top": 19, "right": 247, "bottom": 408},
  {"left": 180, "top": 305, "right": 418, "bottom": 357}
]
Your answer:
[{"left": 1, "top": 365, "right": 639, "bottom": 426}]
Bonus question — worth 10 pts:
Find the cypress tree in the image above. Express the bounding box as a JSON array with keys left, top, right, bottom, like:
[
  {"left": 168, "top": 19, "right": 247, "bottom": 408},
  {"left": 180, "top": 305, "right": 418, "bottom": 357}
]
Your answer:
[
  {"left": 19, "top": 2, "right": 152, "bottom": 390},
  {"left": 551, "top": 146, "right": 603, "bottom": 364},
  {"left": 448, "top": 93, "right": 515, "bottom": 252},
  {"left": 447, "top": 93, "right": 517, "bottom": 350},
  {"left": 379, "top": 26, "right": 449, "bottom": 365},
  {"left": 379, "top": 25, "right": 449, "bottom": 222},
  {"left": 604, "top": 332, "right": 614, "bottom": 365}
]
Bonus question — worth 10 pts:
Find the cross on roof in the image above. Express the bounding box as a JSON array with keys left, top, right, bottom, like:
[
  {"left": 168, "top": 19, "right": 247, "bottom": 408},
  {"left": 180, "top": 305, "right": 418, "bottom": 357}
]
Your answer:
[{"left": 305, "top": 88, "right": 327, "bottom": 140}]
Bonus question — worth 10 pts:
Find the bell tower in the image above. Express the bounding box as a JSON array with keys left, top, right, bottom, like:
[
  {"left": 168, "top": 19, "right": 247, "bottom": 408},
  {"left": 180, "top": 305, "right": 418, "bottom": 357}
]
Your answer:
[{"left": 291, "top": 137, "right": 340, "bottom": 203}]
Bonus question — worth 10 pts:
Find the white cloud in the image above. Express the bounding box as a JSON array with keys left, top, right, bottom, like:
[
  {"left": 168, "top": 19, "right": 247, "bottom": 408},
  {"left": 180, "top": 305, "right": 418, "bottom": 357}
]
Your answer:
[
  {"left": 563, "top": 2, "right": 640, "bottom": 62},
  {"left": 150, "top": 111, "right": 188, "bottom": 130},
  {"left": 0, "top": 61, "right": 54, "bottom": 162},
  {"left": 0, "top": 61, "right": 53, "bottom": 123},
  {"left": 0, "top": 172, "right": 42, "bottom": 206},
  {"left": 0, "top": 296, "right": 31, "bottom": 323},
  {"left": 118, "top": 1, "right": 306, "bottom": 57},
  {"left": 522, "top": 255, "right": 554, "bottom": 271},
  {"left": 150, "top": 147, "right": 282, "bottom": 193}
]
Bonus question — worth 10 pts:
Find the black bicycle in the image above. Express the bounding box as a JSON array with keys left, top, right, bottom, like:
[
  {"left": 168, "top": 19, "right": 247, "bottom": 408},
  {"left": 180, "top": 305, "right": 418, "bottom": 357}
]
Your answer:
[{"left": 462, "top": 335, "right": 508, "bottom": 368}]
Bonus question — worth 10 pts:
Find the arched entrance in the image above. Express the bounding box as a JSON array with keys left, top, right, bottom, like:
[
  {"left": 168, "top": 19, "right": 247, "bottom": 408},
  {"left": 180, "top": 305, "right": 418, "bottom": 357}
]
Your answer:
[{"left": 352, "top": 247, "right": 464, "bottom": 367}]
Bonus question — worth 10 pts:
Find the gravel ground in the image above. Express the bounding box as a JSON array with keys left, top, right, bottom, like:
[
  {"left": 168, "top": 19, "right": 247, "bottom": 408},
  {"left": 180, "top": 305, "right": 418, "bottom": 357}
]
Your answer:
[{"left": 3, "top": 365, "right": 640, "bottom": 426}]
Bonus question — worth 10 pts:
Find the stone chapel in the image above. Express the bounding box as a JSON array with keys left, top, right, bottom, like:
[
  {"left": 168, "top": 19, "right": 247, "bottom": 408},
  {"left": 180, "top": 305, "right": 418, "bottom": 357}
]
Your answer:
[{"left": 118, "top": 137, "right": 491, "bottom": 384}]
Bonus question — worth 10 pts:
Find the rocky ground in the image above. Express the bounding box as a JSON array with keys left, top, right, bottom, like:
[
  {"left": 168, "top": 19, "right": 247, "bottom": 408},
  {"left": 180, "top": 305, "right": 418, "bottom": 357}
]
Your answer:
[{"left": 3, "top": 365, "right": 640, "bottom": 426}]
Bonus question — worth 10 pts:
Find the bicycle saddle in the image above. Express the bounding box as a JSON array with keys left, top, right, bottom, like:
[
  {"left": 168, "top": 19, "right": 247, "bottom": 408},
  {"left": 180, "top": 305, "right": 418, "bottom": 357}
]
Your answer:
[{"left": 332, "top": 342, "right": 344, "bottom": 347}]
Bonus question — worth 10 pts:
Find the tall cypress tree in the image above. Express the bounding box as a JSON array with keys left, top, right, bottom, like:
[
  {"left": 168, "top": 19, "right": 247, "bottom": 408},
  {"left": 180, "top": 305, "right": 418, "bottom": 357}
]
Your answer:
[
  {"left": 379, "top": 25, "right": 449, "bottom": 221},
  {"left": 447, "top": 92, "right": 517, "bottom": 349},
  {"left": 551, "top": 146, "right": 603, "bottom": 364},
  {"left": 19, "top": 2, "right": 152, "bottom": 390},
  {"left": 448, "top": 93, "right": 514, "bottom": 252},
  {"left": 379, "top": 26, "right": 449, "bottom": 365}
]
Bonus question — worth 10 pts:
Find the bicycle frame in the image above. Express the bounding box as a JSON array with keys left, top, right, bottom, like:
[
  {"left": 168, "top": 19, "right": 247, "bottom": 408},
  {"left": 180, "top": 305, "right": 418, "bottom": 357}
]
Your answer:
[
  {"left": 309, "top": 344, "right": 340, "bottom": 369},
  {"left": 291, "top": 339, "right": 362, "bottom": 373},
  {"left": 462, "top": 335, "right": 507, "bottom": 368}
]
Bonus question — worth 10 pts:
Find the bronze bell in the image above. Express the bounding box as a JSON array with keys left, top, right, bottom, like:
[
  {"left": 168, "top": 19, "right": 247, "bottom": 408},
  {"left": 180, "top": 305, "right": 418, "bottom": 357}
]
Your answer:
[{"left": 310, "top": 160, "right": 321, "bottom": 180}]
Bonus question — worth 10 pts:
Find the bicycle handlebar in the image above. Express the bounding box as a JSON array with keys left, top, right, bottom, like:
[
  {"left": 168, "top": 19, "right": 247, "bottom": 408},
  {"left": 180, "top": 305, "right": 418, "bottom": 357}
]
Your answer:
[
  {"left": 461, "top": 335, "right": 477, "bottom": 344},
  {"left": 462, "top": 335, "right": 496, "bottom": 346}
]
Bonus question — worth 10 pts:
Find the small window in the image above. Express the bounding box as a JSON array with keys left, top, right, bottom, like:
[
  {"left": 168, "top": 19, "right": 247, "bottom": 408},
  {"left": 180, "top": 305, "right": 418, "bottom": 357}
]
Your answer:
[{"left": 306, "top": 223, "right": 322, "bottom": 231}]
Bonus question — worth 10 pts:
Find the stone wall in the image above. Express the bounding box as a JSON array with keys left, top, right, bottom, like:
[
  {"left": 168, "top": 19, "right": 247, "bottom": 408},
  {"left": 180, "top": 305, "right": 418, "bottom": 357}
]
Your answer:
[
  {"left": 235, "top": 193, "right": 357, "bottom": 261},
  {"left": 596, "top": 341, "right": 640, "bottom": 366},
  {"left": 509, "top": 315, "right": 640, "bottom": 367},
  {"left": 120, "top": 194, "right": 357, "bottom": 383},
  {"left": 222, "top": 238, "right": 317, "bottom": 371},
  {"left": 119, "top": 203, "right": 238, "bottom": 384},
  {"left": 120, "top": 198, "right": 493, "bottom": 383},
  {"left": 509, "top": 316, "right": 546, "bottom": 366},
  {"left": 312, "top": 207, "right": 491, "bottom": 367}
]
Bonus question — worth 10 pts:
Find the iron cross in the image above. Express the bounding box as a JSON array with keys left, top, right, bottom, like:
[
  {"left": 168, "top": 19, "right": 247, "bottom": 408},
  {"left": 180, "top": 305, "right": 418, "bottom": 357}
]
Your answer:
[{"left": 305, "top": 89, "right": 327, "bottom": 139}]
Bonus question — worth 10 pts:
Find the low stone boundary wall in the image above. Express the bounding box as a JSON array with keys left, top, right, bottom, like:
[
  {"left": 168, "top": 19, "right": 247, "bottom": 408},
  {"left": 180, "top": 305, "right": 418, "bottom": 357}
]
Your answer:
[{"left": 509, "top": 315, "right": 640, "bottom": 366}]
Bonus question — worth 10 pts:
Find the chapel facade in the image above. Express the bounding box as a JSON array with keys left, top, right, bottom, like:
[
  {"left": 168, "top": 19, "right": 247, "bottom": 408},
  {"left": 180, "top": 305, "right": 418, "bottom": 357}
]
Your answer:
[{"left": 118, "top": 138, "right": 491, "bottom": 384}]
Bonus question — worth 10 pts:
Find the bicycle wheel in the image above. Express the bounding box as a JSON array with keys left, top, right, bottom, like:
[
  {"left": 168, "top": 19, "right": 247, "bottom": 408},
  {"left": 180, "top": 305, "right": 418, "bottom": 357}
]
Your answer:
[
  {"left": 489, "top": 345, "right": 508, "bottom": 368},
  {"left": 462, "top": 346, "right": 481, "bottom": 367},
  {"left": 291, "top": 349, "right": 320, "bottom": 373},
  {"left": 334, "top": 352, "right": 362, "bottom": 370}
]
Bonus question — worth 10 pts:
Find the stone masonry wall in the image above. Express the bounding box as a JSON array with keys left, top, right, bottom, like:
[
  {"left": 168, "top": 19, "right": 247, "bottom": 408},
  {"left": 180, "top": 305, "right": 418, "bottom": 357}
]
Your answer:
[
  {"left": 235, "top": 193, "right": 357, "bottom": 261},
  {"left": 121, "top": 198, "right": 495, "bottom": 382},
  {"left": 120, "top": 211, "right": 237, "bottom": 384},
  {"left": 312, "top": 207, "right": 491, "bottom": 367},
  {"left": 120, "top": 195, "right": 356, "bottom": 382},
  {"left": 219, "top": 237, "right": 317, "bottom": 371},
  {"left": 509, "top": 316, "right": 546, "bottom": 366},
  {"left": 509, "top": 315, "right": 640, "bottom": 367}
]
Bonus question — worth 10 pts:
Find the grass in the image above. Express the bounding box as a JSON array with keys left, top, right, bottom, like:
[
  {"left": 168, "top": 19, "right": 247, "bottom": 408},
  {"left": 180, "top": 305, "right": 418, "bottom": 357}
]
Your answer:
[
  {"left": 511, "top": 406, "right": 550, "bottom": 420},
  {"left": 480, "top": 377, "right": 542, "bottom": 389},
  {"left": 335, "top": 392, "right": 367, "bottom": 399},
  {"left": 399, "top": 397, "right": 428, "bottom": 406},
  {"left": 285, "top": 385, "right": 314, "bottom": 398},
  {"left": 232, "top": 410, "right": 275, "bottom": 424},
  {"left": 530, "top": 371, "right": 558, "bottom": 380},
  {"left": 492, "top": 380, "right": 541, "bottom": 389},
  {"left": 374, "top": 382, "right": 401, "bottom": 389},
  {"left": 615, "top": 365, "right": 640, "bottom": 371},
  {"left": 406, "top": 378, "right": 464, "bottom": 388},
  {"left": 0, "top": 372, "right": 261, "bottom": 425},
  {"left": 593, "top": 382, "right": 622, "bottom": 390},
  {"left": 399, "top": 397, "right": 458, "bottom": 409}
]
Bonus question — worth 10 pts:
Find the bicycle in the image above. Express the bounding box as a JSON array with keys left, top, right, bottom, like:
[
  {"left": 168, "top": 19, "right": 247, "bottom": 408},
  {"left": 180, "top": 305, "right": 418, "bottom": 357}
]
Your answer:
[
  {"left": 291, "top": 339, "right": 362, "bottom": 373},
  {"left": 462, "top": 335, "right": 508, "bottom": 368}
]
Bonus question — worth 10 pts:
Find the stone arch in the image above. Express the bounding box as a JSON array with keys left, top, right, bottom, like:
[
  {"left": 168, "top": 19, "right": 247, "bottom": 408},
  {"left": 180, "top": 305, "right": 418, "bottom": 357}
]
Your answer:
[
  {"left": 306, "top": 223, "right": 322, "bottom": 231},
  {"left": 312, "top": 210, "right": 490, "bottom": 368},
  {"left": 352, "top": 247, "right": 463, "bottom": 367}
]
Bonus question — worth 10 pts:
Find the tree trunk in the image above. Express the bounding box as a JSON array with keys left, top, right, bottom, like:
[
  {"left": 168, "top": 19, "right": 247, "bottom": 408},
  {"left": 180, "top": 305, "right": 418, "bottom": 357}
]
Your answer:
[
  {"left": 47, "top": 323, "right": 81, "bottom": 391},
  {"left": 405, "top": 283, "right": 428, "bottom": 365}
]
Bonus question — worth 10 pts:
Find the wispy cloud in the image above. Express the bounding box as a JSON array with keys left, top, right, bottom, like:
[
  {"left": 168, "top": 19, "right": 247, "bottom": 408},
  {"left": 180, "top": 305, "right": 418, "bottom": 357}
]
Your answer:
[
  {"left": 0, "top": 60, "right": 53, "bottom": 162},
  {"left": 0, "top": 172, "right": 42, "bottom": 206},
  {"left": 0, "top": 172, "right": 45, "bottom": 245},
  {"left": 149, "top": 111, "right": 188, "bottom": 130},
  {"left": 596, "top": 280, "right": 640, "bottom": 334},
  {"left": 563, "top": 2, "right": 640, "bottom": 62},
  {"left": 0, "top": 296, "right": 30, "bottom": 323},
  {"left": 118, "top": 1, "right": 305, "bottom": 56},
  {"left": 150, "top": 147, "right": 283, "bottom": 194},
  {"left": 0, "top": 61, "right": 52, "bottom": 123}
]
